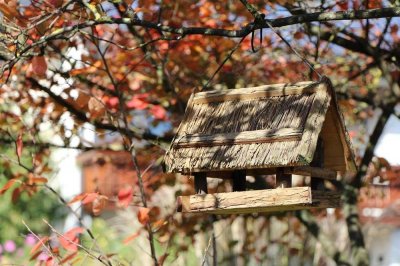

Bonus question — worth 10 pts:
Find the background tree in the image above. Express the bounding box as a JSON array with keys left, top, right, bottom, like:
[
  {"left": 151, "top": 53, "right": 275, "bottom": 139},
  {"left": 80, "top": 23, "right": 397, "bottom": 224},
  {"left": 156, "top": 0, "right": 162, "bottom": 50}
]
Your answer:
[{"left": 0, "top": 0, "right": 399, "bottom": 265}]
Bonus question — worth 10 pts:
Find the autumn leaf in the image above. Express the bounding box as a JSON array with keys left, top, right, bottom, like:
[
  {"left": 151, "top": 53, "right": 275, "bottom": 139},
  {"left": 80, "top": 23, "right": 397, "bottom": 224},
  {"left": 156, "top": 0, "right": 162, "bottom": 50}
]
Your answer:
[
  {"left": 0, "top": 179, "right": 20, "bottom": 195},
  {"left": 68, "top": 192, "right": 98, "bottom": 205},
  {"left": 30, "top": 236, "right": 49, "bottom": 255},
  {"left": 58, "top": 227, "right": 84, "bottom": 252},
  {"left": 150, "top": 105, "right": 167, "bottom": 120},
  {"left": 118, "top": 186, "right": 133, "bottom": 208},
  {"left": 88, "top": 97, "right": 106, "bottom": 119},
  {"left": 123, "top": 231, "right": 140, "bottom": 244},
  {"left": 68, "top": 194, "right": 86, "bottom": 205},
  {"left": 31, "top": 56, "right": 47, "bottom": 77},
  {"left": 126, "top": 97, "right": 148, "bottom": 110},
  {"left": 15, "top": 134, "right": 23, "bottom": 160},
  {"left": 92, "top": 195, "right": 108, "bottom": 216},
  {"left": 137, "top": 207, "right": 150, "bottom": 225},
  {"left": 11, "top": 187, "right": 21, "bottom": 204},
  {"left": 60, "top": 252, "right": 78, "bottom": 264},
  {"left": 81, "top": 192, "right": 99, "bottom": 204}
]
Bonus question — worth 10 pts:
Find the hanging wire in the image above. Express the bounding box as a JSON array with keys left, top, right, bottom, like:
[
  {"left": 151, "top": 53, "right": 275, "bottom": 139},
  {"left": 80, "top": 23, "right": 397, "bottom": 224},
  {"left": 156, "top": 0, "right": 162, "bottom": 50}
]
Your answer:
[
  {"left": 263, "top": 19, "right": 323, "bottom": 79},
  {"left": 200, "top": 35, "right": 247, "bottom": 92}
]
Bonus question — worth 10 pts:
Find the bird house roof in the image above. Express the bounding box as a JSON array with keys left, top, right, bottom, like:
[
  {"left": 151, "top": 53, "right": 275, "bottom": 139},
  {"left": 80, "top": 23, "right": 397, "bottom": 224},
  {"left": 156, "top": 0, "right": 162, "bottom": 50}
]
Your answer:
[{"left": 165, "top": 77, "right": 356, "bottom": 174}]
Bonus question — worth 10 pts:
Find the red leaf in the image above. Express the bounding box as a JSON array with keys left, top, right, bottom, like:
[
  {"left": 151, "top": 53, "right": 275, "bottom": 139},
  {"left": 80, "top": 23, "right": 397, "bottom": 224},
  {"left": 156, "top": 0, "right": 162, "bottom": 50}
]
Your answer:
[
  {"left": 29, "top": 250, "right": 42, "bottom": 261},
  {"left": 31, "top": 56, "right": 47, "bottom": 77},
  {"left": 11, "top": 187, "right": 21, "bottom": 204},
  {"left": 59, "top": 227, "right": 84, "bottom": 252},
  {"left": 126, "top": 97, "right": 148, "bottom": 109},
  {"left": 68, "top": 194, "right": 86, "bottom": 205},
  {"left": 30, "top": 236, "right": 49, "bottom": 255},
  {"left": 60, "top": 252, "right": 78, "bottom": 264},
  {"left": 0, "top": 179, "right": 19, "bottom": 195},
  {"left": 337, "top": 1, "right": 348, "bottom": 10},
  {"left": 137, "top": 207, "right": 150, "bottom": 225},
  {"left": 150, "top": 105, "right": 167, "bottom": 120},
  {"left": 45, "top": 256, "right": 54, "bottom": 266},
  {"left": 65, "top": 227, "right": 84, "bottom": 236},
  {"left": 16, "top": 134, "right": 23, "bottom": 159},
  {"left": 82, "top": 192, "right": 99, "bottom": 205},
  {"left": 118, "top": 186, "right": 133, "bottom": 208},
  {"left": 123, "top": 231, "right": 140, "bottom": 244},
  {"left": 92, "top": 195, "right": 108, "bottom": 216}
]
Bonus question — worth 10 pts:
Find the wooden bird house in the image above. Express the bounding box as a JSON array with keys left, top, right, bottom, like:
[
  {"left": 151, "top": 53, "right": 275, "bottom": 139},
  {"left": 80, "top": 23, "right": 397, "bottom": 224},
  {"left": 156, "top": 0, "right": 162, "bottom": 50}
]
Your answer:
[{"left": 164, "top": 77, "right": 356, "bottom": 214}]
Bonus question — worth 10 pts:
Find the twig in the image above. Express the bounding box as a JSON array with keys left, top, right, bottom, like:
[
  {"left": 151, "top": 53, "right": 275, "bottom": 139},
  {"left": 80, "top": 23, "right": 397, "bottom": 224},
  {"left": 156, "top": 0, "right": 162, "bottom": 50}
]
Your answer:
[{"left": 42, "top": 219, "right": 110, "bottom": 266}]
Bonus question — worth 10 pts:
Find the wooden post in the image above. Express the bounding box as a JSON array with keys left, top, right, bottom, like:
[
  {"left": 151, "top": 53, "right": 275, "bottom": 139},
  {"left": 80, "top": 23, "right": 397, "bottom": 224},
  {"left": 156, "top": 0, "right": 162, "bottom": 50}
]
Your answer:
[
  {"left": 311, "top": 138, "right": 325, "bottom": 190},
  {"left": 276, "top": 167, "right": 292, "bottom": 188},
  {"left": 194, "top": 172, "right": 208, "bottom": 195},
  {"left": 232, "top": 170, "right": 246, "bottom": 191}
]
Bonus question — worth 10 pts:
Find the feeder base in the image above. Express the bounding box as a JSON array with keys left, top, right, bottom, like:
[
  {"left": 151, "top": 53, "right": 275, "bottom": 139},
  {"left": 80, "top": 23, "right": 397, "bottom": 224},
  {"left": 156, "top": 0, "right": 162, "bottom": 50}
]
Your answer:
[{"left": 177, "top": 187, "right": 340, "bottom": 214}]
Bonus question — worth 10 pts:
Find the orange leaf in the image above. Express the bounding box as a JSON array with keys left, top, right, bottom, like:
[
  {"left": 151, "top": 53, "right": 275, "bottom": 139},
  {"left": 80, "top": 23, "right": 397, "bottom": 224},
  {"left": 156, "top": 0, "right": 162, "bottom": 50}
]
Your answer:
[
  {"left": 29, "top": 250, "right": 42, "bottom": 261},
  {"left": 137, "top": 207, "right": 150, "bottom": 225},
  {"left": 81, "top": 192, "right": 99, "bottom": 205},
  {"left": 0, "top": 179, "right": 19, "bottom": 195},
  {"left": 31, "top": 56, "right": 47, "bottom": 77},
  {"left": 30, "top": 177, "right": 48, "bottom": 184},
  {"left": 59, "top": 227, "right": 84, "bottom": 252},
  {"left": 88, "top": 97, "right": 105, "bottom": 118},
  {"left": 123, "top": 232, "right": 140, "bottom": 244},
  {"left": 60, "top": 252, "right": 78, "bottom": 264},
  {"left": 118, "top": 186, "right": 133, "bottom": 208},
  {"left": 16, "top": 134, "right": 23, "bottom": 159},
  {"left": 68, "top": 194, "right": 86, "bottom": 205},
  {"left": 30, "top": 236, "right": 49, "bottom": 255},
  {"left": 92, "top": 195, "right": 108, "bottom": 216}
]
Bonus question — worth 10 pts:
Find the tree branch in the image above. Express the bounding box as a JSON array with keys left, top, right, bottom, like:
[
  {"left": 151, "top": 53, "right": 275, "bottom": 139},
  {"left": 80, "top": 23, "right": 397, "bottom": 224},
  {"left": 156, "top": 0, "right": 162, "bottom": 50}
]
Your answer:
[{"left": 27, "top": 78, "right": 172, "bottom": 147}]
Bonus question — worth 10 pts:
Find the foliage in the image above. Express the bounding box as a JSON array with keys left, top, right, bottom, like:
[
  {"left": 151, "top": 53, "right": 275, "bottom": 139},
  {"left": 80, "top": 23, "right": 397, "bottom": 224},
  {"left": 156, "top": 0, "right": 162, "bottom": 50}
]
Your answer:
[{"left": 0, "top": 0, "right": 399, "bottom": 265}]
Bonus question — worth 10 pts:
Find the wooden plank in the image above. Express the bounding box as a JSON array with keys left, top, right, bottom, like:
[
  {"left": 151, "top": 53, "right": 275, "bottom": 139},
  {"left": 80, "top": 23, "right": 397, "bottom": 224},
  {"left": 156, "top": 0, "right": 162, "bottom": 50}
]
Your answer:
[
  {"left": 192, "top": 82, "right": 318, "bottom": 104},
  {"left": 284, "top": 166, "right": 337, "bottom": 180},
  {"left": 177, "top": 187, "right": 341, "bottom": 214},
  {"left": 175, "top": 127, "right": 302, "bottom": 148}
]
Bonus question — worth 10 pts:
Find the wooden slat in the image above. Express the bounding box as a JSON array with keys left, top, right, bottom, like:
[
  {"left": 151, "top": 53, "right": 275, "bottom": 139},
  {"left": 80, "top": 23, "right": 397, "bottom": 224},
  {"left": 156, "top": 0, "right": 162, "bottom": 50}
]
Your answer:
[
  {"left": 175, "top": 127, "right": 303, "bottom": 148},
  {"left": 284, "top": 166, "right": 337, "bottom": 180},
  {"left": 192, "top": 82, "right": 318, "bottom": 104},
  {"left": 177, "top": 187, "right": 341, "bottom": 214}
]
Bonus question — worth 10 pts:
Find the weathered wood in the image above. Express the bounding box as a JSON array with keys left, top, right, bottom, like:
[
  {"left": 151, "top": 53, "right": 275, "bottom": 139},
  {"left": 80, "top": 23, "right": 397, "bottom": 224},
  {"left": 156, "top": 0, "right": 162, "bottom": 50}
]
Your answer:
[
  {"left": 276, "top": 167, "right": 292, "bottom": 188},
  {"left": 284, "top": 166, "right": 337, "bottom": 180},
  {"left": 311, "top": 138, "right": 326, "bottom": 190},
  {"left": 298, "top": 83, "right": 331, "bottom": 165},
  {"left": 175, "top": 128, "right": 302, "bottom": 148},
  {"left": 232, "top": 170, "right": 246, "bottom": 191},
  {"left": 177, "top": 187, "right": 341, "bottom": 214},
  {"left": 192, "top": 81, "right": 318, "bottom": 104},
  {"left": 194, "top": 172, "right": 208, "bottom": 195}
]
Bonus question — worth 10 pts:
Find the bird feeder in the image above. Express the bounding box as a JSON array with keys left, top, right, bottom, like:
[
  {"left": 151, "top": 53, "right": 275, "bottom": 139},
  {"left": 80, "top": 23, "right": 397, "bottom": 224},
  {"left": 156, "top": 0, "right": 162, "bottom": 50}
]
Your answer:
[{"left": 164, "top": 77, "right": 356, "bottom": 214}]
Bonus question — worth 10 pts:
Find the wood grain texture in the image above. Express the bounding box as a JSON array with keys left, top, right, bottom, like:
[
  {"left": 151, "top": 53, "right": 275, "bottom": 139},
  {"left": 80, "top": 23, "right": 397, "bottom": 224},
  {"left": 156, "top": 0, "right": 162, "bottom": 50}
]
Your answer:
[
  {"left": 192, "top": 82, "right": 318, "bottom": 104},
  {"left": 177, "top": 187, "right": 341, "bottom": 214},
  {"left": 175, "top": 127, "right": 302, "bottom": 148},
  {"left": 284, "top": 166, "right": 337, "bottom": 180},
  {"left": 164, "top": 78, "right": 355, "bottom": 175}
]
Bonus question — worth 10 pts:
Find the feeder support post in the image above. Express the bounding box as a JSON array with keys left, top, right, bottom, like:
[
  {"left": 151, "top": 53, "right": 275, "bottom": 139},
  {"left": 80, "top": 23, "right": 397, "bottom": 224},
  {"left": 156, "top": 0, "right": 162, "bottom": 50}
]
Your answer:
[
  {"left": 276, "top": 168, "right": 292, "bottom": 188},
  {"left": 311, "top": 138, "right": 325, "bottom": 190},
  {"left": 232, "top": 170, "right": 246, "bottom": 191},
  {"left": 194, "top": 172, "right": 208, "bottom": 195}
]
